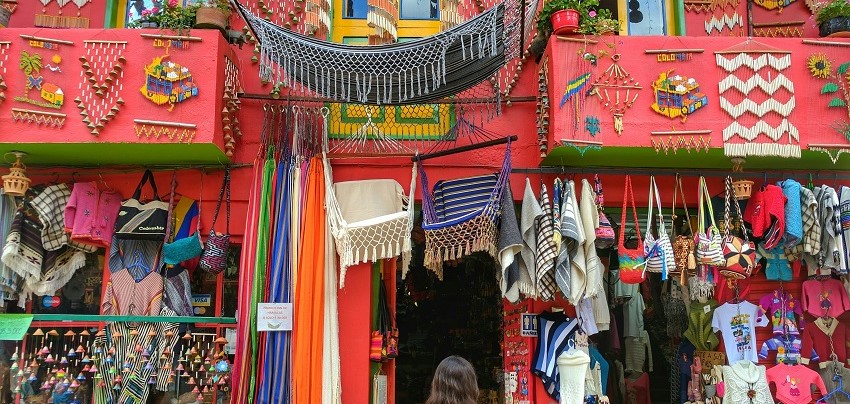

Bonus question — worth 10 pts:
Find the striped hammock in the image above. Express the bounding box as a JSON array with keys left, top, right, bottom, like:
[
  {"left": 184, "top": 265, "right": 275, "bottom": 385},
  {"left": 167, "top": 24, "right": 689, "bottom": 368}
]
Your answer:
[
  {"left": 420, "top": 141, "right": 511, "bottom": 278},
  {"left": 322, "top": 153, "right": 417, "bottom": 286}
]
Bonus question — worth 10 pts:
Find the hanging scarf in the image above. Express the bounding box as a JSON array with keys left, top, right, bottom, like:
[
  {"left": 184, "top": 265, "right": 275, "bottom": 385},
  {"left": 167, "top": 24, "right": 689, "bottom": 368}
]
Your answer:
[
  {"left": 517, "top": 178, "right": 541, "bottom": 298},
  {"left": 293, "top": 155, "right": 327, "bottom": 404},
  {"left": 535, "top": 184, "right": 558, "bottom": 301}
]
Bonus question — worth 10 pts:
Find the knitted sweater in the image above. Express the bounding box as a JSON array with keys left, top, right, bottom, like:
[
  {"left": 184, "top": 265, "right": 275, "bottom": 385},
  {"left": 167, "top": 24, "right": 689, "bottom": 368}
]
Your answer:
[
  {"left": 63, "top": 182, "right": 122, "bottom": 249},
  {"left": 800, "top": 317, "right": 850, "bottom": 366},
  {"left": 556, "top": 349, "right": 590, "bottom": 404},
  {"left": 721, "top": 361, "right": 775, "bottom": 404},
  {"left": 744, "top": 184, "right": 786, "bottom": 249},
  {"left": 786, "top": 186, "right": 821, "bottom": 262},
  {"left": 765, "top": 362, "right": 827, "bottom": 404},
  {"left": 778, "top": 179, "right": 803, "bottom": 248},
  {"left": 801, "top": 278, "right": 850, "bottom": 318}
]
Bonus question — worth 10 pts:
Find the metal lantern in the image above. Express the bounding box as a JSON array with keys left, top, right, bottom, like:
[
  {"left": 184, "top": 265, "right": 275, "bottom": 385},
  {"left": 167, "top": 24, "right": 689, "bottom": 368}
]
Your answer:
[{"left": 2, "top": 152, "right": 30, "bottom": 197}]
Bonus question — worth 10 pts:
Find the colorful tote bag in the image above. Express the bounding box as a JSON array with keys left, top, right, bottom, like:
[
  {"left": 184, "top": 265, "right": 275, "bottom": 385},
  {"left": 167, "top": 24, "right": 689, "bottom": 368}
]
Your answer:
[
  {"left": 594, "top": 174, "right": 616, "bottom": 249},
  {"left": 643, "top": 176, "right": 675, "bottom": 280},
  {"left": 619, "top": 175, "right": 646, "bottom": 284},
  {"left": 671, "top": 174, "right": 696, "bottom": 278},
  {"left": 695, "top": 177, "right": 725, "bottom": 267},
  {"left": 720, "top": 176, "right": 757, "bottom": 279}
]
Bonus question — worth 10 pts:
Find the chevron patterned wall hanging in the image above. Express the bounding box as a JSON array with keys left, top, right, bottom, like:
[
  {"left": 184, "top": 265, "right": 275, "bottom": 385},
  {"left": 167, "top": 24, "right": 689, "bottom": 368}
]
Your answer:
[{"left": 715, "top": 40, "right": 800, "bottom": 158}]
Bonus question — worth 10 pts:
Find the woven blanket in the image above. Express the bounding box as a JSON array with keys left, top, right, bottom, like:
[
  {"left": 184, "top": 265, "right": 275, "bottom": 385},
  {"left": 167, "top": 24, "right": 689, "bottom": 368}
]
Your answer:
[{"left": 498, "top": 185, "right": 523, "bottom": 303}]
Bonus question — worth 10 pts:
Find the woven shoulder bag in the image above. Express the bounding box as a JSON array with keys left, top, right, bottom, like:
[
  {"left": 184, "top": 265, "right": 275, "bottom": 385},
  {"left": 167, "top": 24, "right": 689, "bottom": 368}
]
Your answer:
[
  {"left": 199, "top": 167, "right": 231, "bottom": 274},
  {"left": 618, "top": 175, "right": 646, "bottom": 284},
  {"left": 695, "top": 177, "right": 725, "bottom": 267}
]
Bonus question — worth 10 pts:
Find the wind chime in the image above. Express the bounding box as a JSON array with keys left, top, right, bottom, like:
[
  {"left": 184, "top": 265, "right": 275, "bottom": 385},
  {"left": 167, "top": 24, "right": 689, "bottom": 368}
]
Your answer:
[
  {"left": 223, "top": 57, "right": 243, "bottom": 157},
  {"left": 0, "top": 41, "right": 8, "bottom": 104},
  {"left": 75, "top": 40, "right": 126, "bottom": 136},
  {"left": 590, "top": 54, "right": 641, "bottom": 136},
  {"left": 11, "top": 328, "right": 94, "bottom": 403},
  {"left": 36, "top": 0, "right": 91, "bottom": 28},
  {"left": 716, "top": 41, "right": 800, "bottom": 158},
  {"left": 536, "top": 55, "right": 549, "bottom": 157}
]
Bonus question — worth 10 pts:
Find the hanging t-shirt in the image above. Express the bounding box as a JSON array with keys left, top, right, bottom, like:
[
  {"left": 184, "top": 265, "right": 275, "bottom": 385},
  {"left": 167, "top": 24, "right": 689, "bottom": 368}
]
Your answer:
[
  {"left": 532, "top": 311, "right": 579, "bottom": 400},
  {"left": 711, "top": 301, "right": 769, "bottom": 364},
  {"left": 801, "top": 278, "right": 850, "bottom": 318},
  {"left": 765, "top": 362, "right": 828, "bottom": 404},
  {"left": 758, "top": 290, "right": 804, "bottom": 336},
  {"left": 623, "top": 292, "right": 645, "bottom": 338}
]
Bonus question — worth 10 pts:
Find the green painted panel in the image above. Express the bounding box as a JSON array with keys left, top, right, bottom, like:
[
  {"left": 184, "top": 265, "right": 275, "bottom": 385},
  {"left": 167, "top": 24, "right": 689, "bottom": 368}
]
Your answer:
[
  {"left": 542, "top": 146, "right": 850, "bottom": 171},
  {"left": 0, "top": 143, "right": 229, "bottom": 166}
]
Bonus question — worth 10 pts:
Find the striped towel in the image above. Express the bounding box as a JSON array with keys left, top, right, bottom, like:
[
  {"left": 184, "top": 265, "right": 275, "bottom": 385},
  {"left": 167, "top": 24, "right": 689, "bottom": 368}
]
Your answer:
[{"left": 432, "top": 174, "right": 499, "bottom": 222}]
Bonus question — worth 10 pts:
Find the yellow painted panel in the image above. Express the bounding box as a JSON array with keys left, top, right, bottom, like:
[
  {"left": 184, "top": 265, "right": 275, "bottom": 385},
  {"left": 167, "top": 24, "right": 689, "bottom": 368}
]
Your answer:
[{"left": 327, "top": 103, "right": 454, "bottom": 140}]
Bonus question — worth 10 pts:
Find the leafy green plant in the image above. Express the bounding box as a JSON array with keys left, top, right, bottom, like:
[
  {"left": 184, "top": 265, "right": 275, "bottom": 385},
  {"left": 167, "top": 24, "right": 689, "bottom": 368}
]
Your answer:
[
  {"left": 128, "top": 0, "right": 197, "bottom": 30},
  {"left": 816, "top": 0, "right": 850, "bottom": 25},
  {"left": 577, "top": 8, "right": 620, "bottom": 35},
  {"left": 536, "top": 0, "right": 598, "bottom": 35},
  {"left": 194, "top": 0, "right": 233, "bottom": 13}
]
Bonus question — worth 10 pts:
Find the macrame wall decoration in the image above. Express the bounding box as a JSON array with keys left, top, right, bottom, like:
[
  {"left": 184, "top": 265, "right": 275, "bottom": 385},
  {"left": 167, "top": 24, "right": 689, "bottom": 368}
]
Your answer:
[
  {"left": 222, "top": 57, "right": 242, "bottom": 157},
  {"left": 11, "top": 107, "right": 66, "bottom": 127},
  {"left": 134, "top": 119, "right": 197, "bottom": 143},
  {"left": 35, "top": 0, "right": 91, "bottom": 28},
  {"left": 650, "top": 129, "right": 711, "bottom": 154},
  {"left": 560, "top": 139, "right": 602, "bottom": 156},
  {"left": 650, "top": 70, "right": 708, "bottom": 122},
  {"left": 2, "top": 0, "right": 16, "bottom": 13},
  {"left": 367, "top": 0, "right": 399, "bottom": 43},
  {"left": 0, "top": 41, "right": 9, "bottom": 104},
  {"left": 806, "top": 53, "right": 850, "bottom": 119},
  {"left": 560, "top": 73, "right": 591, "bottom": 108},
  {"left": 715, "top": 42, "right": 800, "bottom": 158},
  {"left": 140, "top": 55, "right": 198, "bottom": 111},
  {"left": 559, "top": 48, "right": 593, "bottom": 136},
  {"left": 590, "top": 54, "right": 641, "bottom": 136},
  {"left": 752, "top": 21, "right": 804, "bottom": 37},
  {"left": 685, "top": 0, "right": 744, "bottom": 36},
  {"left": 807, "top": 143, "right": 850, "bottom": 164},
  {"left": 536, "top": 55, "right": 550, "bottom": 157},
  {"left": 75, "top": 40, "right": 126, "bottom": 136},
  {"left": 14, "top": 36, "right": 70, "bottom": 112}
]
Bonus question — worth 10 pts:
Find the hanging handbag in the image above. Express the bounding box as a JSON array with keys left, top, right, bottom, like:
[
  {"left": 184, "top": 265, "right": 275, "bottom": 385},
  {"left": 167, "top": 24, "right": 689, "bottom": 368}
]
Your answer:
[
  {"left": 618, "top": 175, "right": 646, "bottom": 284},
  {"left": 114, "top": 170, "right": 169, "bottom": 240},
  {"left": 720, "top": 176, "right": 757, "bottom": 279},
  {"left": 694, "top": 177, "right": 725, "bottom": 267},
  {"left": 594, "top": 174, "right": 616, "bottom": 249},
  {"left": 671, "top": 174, "right": 696, "bottom": 278},
  {"left": 643, "top": 176, "right": 675, "bottom": 280},
  {"left": 370, "top": 281, "right": 398, "bottom": 362},
  {"left": 163, "top": 172, "right": 203, "bottom": 265},
  {"left": 200, "top": 167, "right": 231, "bottom": 274}
]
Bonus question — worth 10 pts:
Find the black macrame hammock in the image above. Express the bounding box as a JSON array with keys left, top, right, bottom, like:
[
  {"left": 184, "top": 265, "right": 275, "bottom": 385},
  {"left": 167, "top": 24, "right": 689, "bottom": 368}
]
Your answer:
[{"left": 234, "top": 0, "right": 508, "bottom": 105}]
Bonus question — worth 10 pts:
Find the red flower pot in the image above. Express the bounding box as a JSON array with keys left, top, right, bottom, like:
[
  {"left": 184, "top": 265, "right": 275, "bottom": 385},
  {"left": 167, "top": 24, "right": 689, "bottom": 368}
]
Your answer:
[{"left": 550, "top": 9, "right": 580, "bottom": 35}]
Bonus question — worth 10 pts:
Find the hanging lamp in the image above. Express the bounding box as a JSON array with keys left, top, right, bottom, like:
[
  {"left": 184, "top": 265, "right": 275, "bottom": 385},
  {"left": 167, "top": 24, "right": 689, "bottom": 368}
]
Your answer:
[
  {"left": 2, "top": 152, "right": 30, "bottom": 197},
  {"left": 730, "top": 157, "right": 754, "bottom": 200}
]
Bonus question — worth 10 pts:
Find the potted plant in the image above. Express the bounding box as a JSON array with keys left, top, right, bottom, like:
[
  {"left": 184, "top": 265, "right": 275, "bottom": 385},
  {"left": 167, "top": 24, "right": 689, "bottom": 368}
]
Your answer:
[
  {"left": 577, "top": 8, "right": 620, "bottom": 35},
  {"left": 194, "top": 0, "right": 232, "bottom": 32},
  {"left": 816, "top": 0, "right": 850, "bottom": 37},
  {"left": 537, "top": 0, "right": 597, "bottom": 36},
  {"left": 128, "top": 0, "right": 197, "bottom": 31}
]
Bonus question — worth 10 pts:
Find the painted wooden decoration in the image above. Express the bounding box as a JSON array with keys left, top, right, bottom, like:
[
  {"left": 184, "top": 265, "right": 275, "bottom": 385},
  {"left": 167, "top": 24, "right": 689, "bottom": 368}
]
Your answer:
[
  {"left": 133, "top": 119, "right": 197, "bottom": 143},
  {"left": 753, "top": 0, "right": 795, "bottom": 10},
  {"left": 650, "top": 129, "right": 711, "bottom": 154},
  {"left": 590, "top": 54, "right": 641, "bottom": 136},
  {"left": 807, "top": 53, "right": 850, "bottom": 119},
  {"left": 650, "top": 70, "right": 708, "bottom": 122},
  {"left": 140, "top": 55, "right": 198, "bottom": 111},
  {"left": 15, "top": 48, "right": 64, "bottom": 110},
  {"left": 11, "top": 107, "right": 66, "bottom": 127},
  {"left": 715, "top": 41, "right": 800, "bottom": 158},
  {"left": 75, "top": 41, "right": 126, "bottom": 136}
]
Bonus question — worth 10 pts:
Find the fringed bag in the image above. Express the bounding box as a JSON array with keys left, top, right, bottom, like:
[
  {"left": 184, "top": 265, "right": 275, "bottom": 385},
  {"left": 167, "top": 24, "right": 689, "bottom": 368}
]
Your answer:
[
  {"left": 199, "top": 167, "right": 231, "bottom": 274},
  {"left": 720, "top": 176, "right": 756, "bottom": 279},
  {"left": 618, "top": 176, "right": 646, "bottom": 284},
  {"left": 643, "top": 176, "right": 675, "bottom": 280},
  {"left": 369, "top": 282, "right": 398, "bottom": 363},
  {"left": 671, "top": 174, "right": 696, "bottom": 279},
  {"left": 695, "top": 177, "right": 725, "bottom": 267},
  {"left": 594, "top": 175, "right": 616, "bottom": 249}
]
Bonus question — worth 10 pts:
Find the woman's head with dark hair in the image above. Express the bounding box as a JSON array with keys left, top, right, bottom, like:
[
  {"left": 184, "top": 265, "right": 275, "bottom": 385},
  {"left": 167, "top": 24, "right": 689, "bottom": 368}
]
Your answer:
[{"left": 425, "top": 356, "right": 479, "bottom": 404}]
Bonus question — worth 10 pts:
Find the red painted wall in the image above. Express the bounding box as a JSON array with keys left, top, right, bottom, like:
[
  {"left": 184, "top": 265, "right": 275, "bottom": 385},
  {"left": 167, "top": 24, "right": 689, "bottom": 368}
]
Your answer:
[{"left": 683, "top": 0, "right": 818, "bottom": 38}]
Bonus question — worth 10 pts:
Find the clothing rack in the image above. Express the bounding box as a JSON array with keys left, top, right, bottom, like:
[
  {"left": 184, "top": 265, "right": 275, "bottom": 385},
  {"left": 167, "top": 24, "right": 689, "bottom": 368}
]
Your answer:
[{"left": 511, "top": 166, "right": 850, "bottom": 181}]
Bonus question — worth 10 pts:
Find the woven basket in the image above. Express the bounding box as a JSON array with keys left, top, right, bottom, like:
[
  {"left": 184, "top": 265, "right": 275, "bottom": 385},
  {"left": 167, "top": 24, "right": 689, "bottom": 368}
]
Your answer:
[
  {"left": 2, "top": 161, "right": 30, "bottom": 197},
  {"left": 732, "top": 180, "right": 753, "bottom": 200}
]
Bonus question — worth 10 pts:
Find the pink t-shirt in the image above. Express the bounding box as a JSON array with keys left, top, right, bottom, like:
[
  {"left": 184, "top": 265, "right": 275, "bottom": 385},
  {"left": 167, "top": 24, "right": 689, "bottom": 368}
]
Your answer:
[
  {"left": 766, "top": 362, "right": 827, "bottom": 404},
  {"left": 801, "top": 278, "right": 850, "bottom": 318}
]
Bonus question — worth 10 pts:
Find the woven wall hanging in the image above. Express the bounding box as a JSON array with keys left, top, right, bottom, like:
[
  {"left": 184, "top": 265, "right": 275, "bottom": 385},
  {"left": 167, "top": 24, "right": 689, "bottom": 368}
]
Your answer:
[
  {"left": 590, "top": 53, "right": 641, "bottom": 136},
  {"left": 650, "top": 70, "right": 708, "bottom": 122},
  {"left": 752, "top": 21, "right": 804, "bottom": 37},
  {"left": 11, "top": 107, "right": 66, "bottom": 128},
  {"left": 650, "top": 129, "right": 712, "bottom": 154},
  {"left": 35, "top": 0, "right": 91, "bottom": 28},
  {"left": 222, "top": 57, "right": 242, "bottom": 157},
  {"left": 75, "top": 40, "right": 126, "bottom": 136},
  {"left": 0, "top": 41, "right": 8, "bottom": 104},
  {"left": 715, "top": 41, "right": 800, "bottom": 158},
  {"left": 685, "top": 0, "right": 744, "bottom": 36},
  {"left": 133, "top": 119, "right": 197, "bottom": 143},
  {"left": 14, "top": 36, "right": 69, "bottom": 112}
]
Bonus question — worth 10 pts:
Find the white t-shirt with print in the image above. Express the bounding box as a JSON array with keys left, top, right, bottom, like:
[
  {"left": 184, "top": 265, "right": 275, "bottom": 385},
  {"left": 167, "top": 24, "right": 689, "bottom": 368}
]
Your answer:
[{"left": 711, "top": 301, "right": 769, "bottom": 365}]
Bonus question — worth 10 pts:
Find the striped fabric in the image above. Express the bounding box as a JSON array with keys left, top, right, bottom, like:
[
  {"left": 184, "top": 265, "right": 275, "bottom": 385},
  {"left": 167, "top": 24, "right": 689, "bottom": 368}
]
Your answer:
[
  {"left": 431, "top": 174, "right": 498, "bottom": 222},
  {"left": 839, "top": 186, "right": 850, "bottom": 274},
  {"left": 101, "top": 269, "right": 163, "bottom": 316},
  {"left": 555, "top": 182, "right": 580, "bottom": 300},
  {"left": 786, "top": 187, "right": 821, "bottom": 261},
  {"left": 536, "top": 184, "right": 558, "bottom": 301},
  {"left": 532, "top": 311, "right": 579, "bottom": 400},
  {"left": 92, "top": 307, "right": 180, "bottom": 403},
  {"left": 0, "top": 190, "right": 20, "bottom": 301},
  {"left": 108, "top": 238, "right": 163, "bottom": 280},
  {"left": 30, "top": 184, "right": 97, "bottom": 253}
]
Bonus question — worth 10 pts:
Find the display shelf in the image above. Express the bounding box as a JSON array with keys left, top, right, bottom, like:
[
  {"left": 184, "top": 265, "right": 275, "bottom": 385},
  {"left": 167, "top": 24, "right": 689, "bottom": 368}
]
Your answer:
[{"left": 17, "top": 314, "right": 237, "bottom": 324}]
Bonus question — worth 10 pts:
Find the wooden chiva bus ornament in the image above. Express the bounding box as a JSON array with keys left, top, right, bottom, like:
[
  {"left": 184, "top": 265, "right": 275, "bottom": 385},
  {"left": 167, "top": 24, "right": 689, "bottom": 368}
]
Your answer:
[
  {"left": 650, "top": 70, "right": 708, "bottom": 123},
  {"left": 141, "top": 55, "right": 198, "bottom": 111}
]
